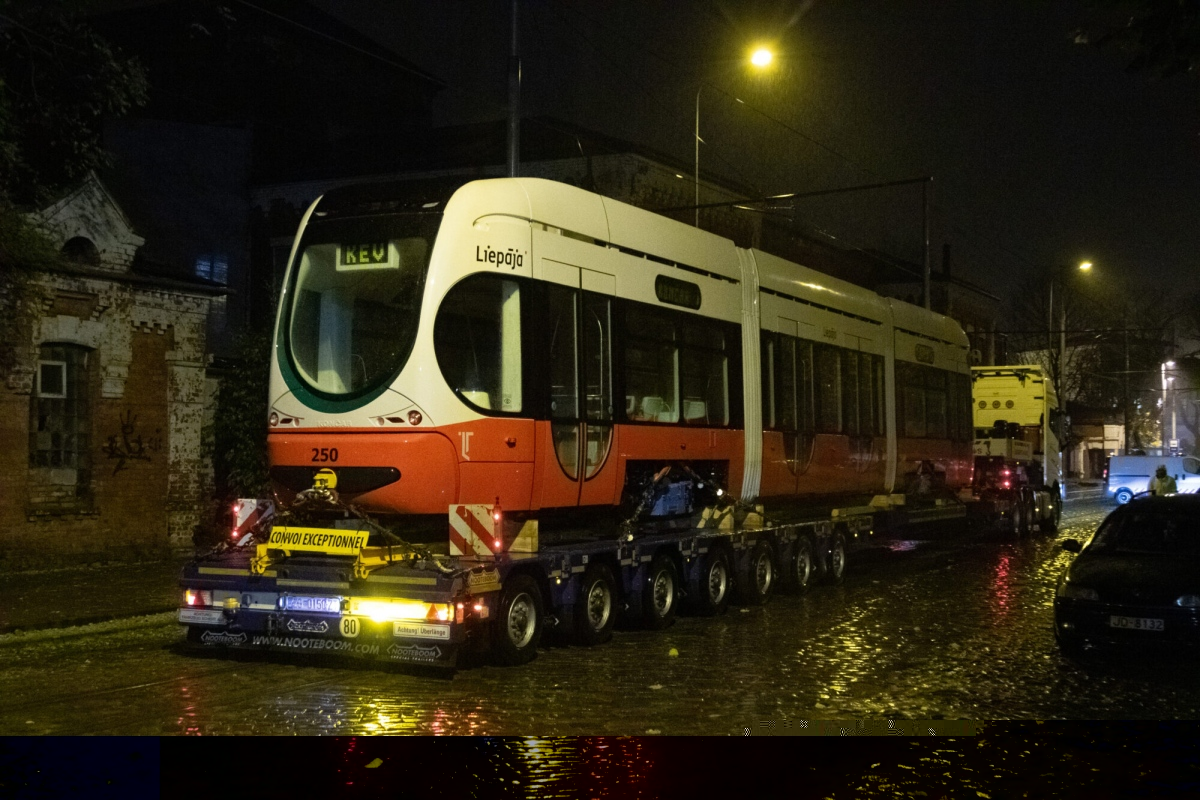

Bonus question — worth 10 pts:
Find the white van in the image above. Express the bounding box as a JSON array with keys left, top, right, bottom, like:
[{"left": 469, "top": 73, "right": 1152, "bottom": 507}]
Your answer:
[{"left": 1106, "top": 455, "right": 1200, "bottom": 503}]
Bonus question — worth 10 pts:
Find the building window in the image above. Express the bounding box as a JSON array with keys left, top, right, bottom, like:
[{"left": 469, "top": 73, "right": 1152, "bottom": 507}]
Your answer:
[
  {"left": 195, "top": 254, "right": 229, "bottom": 284},
  {"left": 61, "top": 237, "right": 100, "bottom": 266},
  {"left": 37, "top": 361, "right": 68, "bottom": 399},
  {"left": 29, "top": 344, "right": 92, "bottom": 495}
]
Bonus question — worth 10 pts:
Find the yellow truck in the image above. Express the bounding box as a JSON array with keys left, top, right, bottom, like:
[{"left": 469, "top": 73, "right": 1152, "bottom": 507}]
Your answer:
[{"left": 969, "top": 366, "right": 1064, "bottom": 534}]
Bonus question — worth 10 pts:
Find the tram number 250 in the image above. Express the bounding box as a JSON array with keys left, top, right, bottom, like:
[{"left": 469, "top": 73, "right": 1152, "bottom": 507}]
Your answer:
[{"left": 311, "top": 447, "right": 338, "bottom": 462}]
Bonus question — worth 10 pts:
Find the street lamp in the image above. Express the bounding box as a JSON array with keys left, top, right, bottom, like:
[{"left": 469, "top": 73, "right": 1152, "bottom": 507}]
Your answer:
[
  {"left": 1162, "top": 360, "right": 1177, "bottom": 455},
  {"left": 1047, "top": 260, "right": 1093, "bottom": 399},
  {"left": 1046, "top": 260, "right": 1091, "bottom": 474},
  {"left": 695, "top": 47, "right": 774, "bottom": 226}
]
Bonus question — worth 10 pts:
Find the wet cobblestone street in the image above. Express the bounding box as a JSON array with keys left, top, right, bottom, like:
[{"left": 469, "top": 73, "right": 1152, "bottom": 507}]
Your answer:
[{"left": 2, "top": 489, "right": 1198, "bottom": 737}]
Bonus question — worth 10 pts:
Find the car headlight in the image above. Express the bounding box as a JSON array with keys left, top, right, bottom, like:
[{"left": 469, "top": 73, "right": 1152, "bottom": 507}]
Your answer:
[
  {"left": 1059, "top": 584, "right": 1100, "bottom": 601},
  {"left": 1176, "top": 595, "right": 1200, "bottom": 608}
]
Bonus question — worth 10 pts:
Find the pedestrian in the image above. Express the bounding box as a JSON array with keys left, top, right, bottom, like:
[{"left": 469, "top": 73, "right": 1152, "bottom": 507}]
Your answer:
[{"left": 1149, "top": 465, "right": 1178, "bottom": 496}]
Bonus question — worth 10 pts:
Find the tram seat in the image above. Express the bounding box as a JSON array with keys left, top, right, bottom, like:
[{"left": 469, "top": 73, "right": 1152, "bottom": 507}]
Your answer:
[
  {"left": 640, "top": 396, "right": 675, "bottom": 422},
  {"left": 683, "top": 399, "right": 706, "bottom": 422}
]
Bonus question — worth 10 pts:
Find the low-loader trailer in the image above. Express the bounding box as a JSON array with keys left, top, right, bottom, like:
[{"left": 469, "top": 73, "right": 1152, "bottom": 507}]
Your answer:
[{"left": 179, "top": 476, "right": 964, "bottom": 669}]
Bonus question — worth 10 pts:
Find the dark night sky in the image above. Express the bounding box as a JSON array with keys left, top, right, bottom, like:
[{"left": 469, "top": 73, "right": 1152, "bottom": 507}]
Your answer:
[{"left": 310, "top": 0, "right": 1200, "bottom": 308}]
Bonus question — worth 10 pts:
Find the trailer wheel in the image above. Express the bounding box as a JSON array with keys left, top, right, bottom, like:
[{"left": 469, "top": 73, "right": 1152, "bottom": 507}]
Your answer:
[
  {"left": 574, "top": 563, "right": 617, "bottom": 646},
  {"left": 690, "top": 547, "right": 731, "bottom": 616},
  {"left": 642, "top": 554, "right": 679, "bottom": 630},
  {"left": 1044, "top": 489, "right": 1062, "bottom": 532},
  {"left": 492, "top": 574, "right": 544, "bottom": 666},
  {"left": 788, "top": 535, "right": 816, "bottom": 595},
  {"left": 1019, "top": 489, "right": 1036, "bottom": 536},
  {"left": 824, "top": 530, "right": 847, "bottom": 585},
  {"left": 1008, "top": 495, "right": 1026, "bottom": 537},
  {"left": 737, "top": 539, "right": 776, "bottom": 605},
  {"left": 1114, "top": 487, "right": 1133, "bottom": 505}
]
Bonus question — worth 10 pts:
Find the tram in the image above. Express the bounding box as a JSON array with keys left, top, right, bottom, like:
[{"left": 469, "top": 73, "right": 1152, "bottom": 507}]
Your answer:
[{"left": 264, "top": 177, "right": 973, "bottom": 529}]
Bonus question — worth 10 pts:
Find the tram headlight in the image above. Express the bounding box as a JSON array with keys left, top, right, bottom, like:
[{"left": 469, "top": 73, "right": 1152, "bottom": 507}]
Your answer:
[
  {"left": 268, "top": 412, "right": 279, "bottom": 427},
  {"left": 407, "top": 410, "right": 422, "bottom": 425}
]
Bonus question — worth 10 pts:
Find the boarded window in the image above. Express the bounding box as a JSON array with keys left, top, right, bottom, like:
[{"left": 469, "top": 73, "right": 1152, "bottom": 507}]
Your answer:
[{"left": 29, "top": 344, "right": 93, "bottom": 498}]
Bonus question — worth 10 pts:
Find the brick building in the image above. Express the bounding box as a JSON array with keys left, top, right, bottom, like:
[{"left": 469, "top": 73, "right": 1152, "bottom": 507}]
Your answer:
[{"left": 0, "top": 172, "right": 225, "bottom": 569}]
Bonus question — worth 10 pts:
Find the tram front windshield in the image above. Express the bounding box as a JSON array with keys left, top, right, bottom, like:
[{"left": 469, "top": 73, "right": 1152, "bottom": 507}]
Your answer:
[{"left": 284, "top": 210, "right": 438, "bottom": 398}]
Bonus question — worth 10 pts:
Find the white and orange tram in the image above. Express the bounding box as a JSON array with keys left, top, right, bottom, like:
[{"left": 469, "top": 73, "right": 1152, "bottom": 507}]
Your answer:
[{"left": 265, "top": 177, "right": 973, "bottom": 528}]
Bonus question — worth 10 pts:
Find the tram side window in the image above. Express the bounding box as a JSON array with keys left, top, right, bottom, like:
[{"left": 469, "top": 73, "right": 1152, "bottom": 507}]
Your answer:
[
  {"left": 925, "top": 368, "right": 948, "bottom": 439},
  {"left": 623, "top": 302, "right": 736, "bottom": 426},
  {"left": 841, "top": 349, "right": 860, "bottom": 436},
  {"left": 898, "top": 361, "right": 926, "bottom": 438},
  {"left": 679, "top": 321, "right": 728, "bottom": 425},
  {"left": 624, "top": 305, "right": 679, "bottom": 423},
  {"left": 777, "top": 335, "right": 798, "bottom": 431},
  {"left": 815, "top": 344, "right": 841, "bottom": 434},
  {"left": 947, "top": 372, "right": 972, "bottom": 441},
  {"left": 433, "top": 274, "right": 524, "bottom": 413},
  {"left": 762, "top": 334, "right": 777, "bottom": 429},
  {"left": 761, "top": 333, "right": 813, "bottom": 434},
  {"left": 897, "top": 361, "right": 968, "bottom": 439},
  {"left": 853, "top": 352, "right": 885, "bottom": 437},
  {"left": 871, "top": 354, "right": 885, "bottom": 436}
]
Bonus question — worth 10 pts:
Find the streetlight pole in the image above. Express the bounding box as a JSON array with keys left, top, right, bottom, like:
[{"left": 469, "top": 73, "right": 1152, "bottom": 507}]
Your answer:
[
  {"left": 1048, "top": 261, "right": 1093, "bottom": 399},
  {"left": 1162, "top": 362, "right": 1168, "bottom": 455},
  {"left": 695, "top": 86, "right": 702, "bottom": 227},
  {"left": 1047, "top": 261, "right": 1092, "bottom": 473},
  {"left": 1123, "top": 306, "right": 1130, "bottom": 455},
  {"left": 1162, "top": 360, "right": 1176, "bottom": 455},
  {"left": 694, "top": 47, "right": 774, "bottom": 228}
]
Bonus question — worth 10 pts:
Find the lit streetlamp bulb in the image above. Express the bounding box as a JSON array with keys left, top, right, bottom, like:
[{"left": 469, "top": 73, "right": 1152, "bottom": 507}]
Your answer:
[
  {"left": 750, "top": 48, "right": 773, "bottom": 68},
  {"left": 1078, "top": 261, "right": 1093, "bottom": 271}
]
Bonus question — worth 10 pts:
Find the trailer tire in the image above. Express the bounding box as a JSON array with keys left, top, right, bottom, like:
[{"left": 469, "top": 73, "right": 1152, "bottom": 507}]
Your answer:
[
  {"left": 788, "top": 535, "right": 816, "bottom": 595},
  {"left": 737, "top": 539, "right": 777, "bottom": 605},
  {"left": 1020, "top": 489, "right": 1036, "bottom": 537},
  {"left": 1044, "top": 488, "right": 1062, "bottom": 533},
  {"left": 824, "top": 530, "right": 847, "bottom": 585},
  {"left": 691, "top": 547, "right": 731, "bottom": 616},
  {"left": 1115, "top": 487, "right": 1133, "bottom": 505},
  {"left": 574, "top": 563, "right": 617, "bottom": 646},
  {"left": 643, "top": 554, "right": 679, "bottom": 630},
  {"left": 1008, "top": 495, "right": 1026, "bottom": 537},
  {"left": 492, "top": 574, "right": 544, "bottom": 666}
]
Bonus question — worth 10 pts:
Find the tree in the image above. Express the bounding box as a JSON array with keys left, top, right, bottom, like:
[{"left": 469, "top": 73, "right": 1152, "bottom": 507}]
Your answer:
[
  {"left": 0, "top": 0, "right": 148, "bottom": 207},
  {"left": 1075, "top": 0, "right": 1200, "bottom": 79},
  {"left": 0, "top": 0, "right": 147, "bottom": 372},
  {"left": 1006, "top": 265, "right": 1173, "bottom": 455}
]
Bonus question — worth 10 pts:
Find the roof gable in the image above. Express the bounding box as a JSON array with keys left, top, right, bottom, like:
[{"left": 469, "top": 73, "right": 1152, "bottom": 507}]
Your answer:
[{"left": 28, "top": 171, "right": 145, "bottom": 273}]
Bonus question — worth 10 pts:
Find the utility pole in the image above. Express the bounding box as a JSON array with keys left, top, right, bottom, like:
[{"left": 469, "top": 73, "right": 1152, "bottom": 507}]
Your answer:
[
  {"left": 923, "top": 179, "right": 932, "bottom": 311},
  {"left": 1123, "top": 307, "right": 1130, "bottom": 455},
  {"left": 507, "top": 0, "right": 520, "bottom": 177}
]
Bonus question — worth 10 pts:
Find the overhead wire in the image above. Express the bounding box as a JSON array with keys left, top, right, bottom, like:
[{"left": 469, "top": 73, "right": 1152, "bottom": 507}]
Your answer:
[{"left": 550, "top": 1, "right": 1049, "bottom": 278}]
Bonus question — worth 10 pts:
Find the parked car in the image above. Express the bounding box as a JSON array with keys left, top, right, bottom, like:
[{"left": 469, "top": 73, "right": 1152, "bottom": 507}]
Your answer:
[
  {"left": 1054, "top": 494, "right": 1200, "bottom": 655},
  {"left": 1105, "top": 455, "right": 1200, "bottom": 503}
]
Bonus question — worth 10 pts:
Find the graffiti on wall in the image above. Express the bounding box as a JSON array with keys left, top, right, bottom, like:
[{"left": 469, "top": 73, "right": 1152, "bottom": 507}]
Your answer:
[{"left": 102, "top": 409, "right": 163, "bottom": 474}]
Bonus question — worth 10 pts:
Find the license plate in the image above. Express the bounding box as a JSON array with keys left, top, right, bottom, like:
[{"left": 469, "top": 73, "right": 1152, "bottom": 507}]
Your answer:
[
  {"left": 282, "top": 595, "right": 341, "bottom": 614},
  {"left": 1109, "top": 615, "right": 1164, "bottom": 631}
]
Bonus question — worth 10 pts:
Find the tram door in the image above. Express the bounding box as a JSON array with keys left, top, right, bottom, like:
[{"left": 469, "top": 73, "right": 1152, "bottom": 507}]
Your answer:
[{"left": 538, "top": 260, "right": 618, "bottom": 509}]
